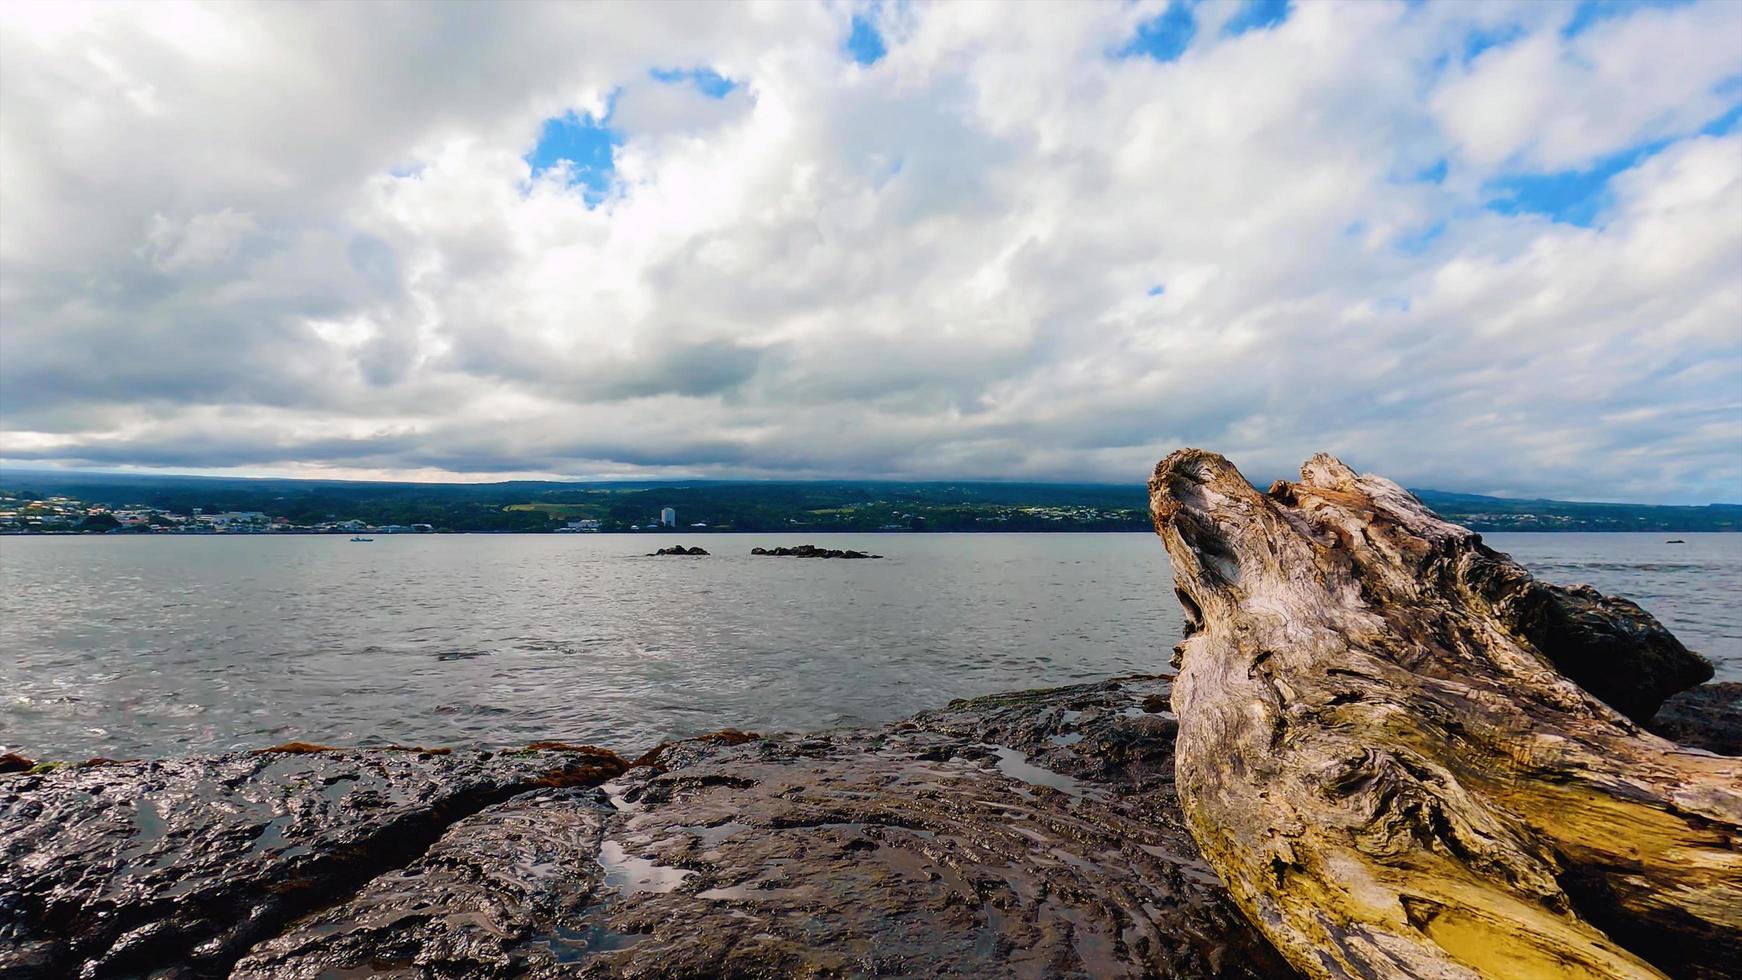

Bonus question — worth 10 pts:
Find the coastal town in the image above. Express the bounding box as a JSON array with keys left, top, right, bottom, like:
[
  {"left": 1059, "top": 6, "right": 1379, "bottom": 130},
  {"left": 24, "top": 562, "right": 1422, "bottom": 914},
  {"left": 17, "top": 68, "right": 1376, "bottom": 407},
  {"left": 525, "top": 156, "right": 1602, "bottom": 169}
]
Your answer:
[
  {"left": 0, "top": 479, "right": 1733, "bottom": 535},
  {"left": 0, "top": 488, "right": 1130, "bottom": 535},
  {"left": 0, "top": 492, "right": 434, "bottom": 535}
]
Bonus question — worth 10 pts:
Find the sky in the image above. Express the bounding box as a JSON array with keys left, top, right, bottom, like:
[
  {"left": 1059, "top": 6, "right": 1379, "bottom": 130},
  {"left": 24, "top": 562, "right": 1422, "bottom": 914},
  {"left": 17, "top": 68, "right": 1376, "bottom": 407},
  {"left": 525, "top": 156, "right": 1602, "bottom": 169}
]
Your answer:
[{"left": 0, "top": 0, "right": 1739, "bottom": 503}]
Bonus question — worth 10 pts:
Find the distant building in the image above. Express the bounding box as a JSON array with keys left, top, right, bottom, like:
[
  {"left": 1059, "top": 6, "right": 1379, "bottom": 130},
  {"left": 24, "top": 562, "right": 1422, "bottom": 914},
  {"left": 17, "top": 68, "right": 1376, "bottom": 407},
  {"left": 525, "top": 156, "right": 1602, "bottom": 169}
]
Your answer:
[
  {"left": 558, "top": 519, "right": 602, "bottom": 533},
  {"left": 197, "top": 511, "right": 270, "bottom": 531},
  {"left": 660, "top": 507, "right": 676, "bottom": 527}
]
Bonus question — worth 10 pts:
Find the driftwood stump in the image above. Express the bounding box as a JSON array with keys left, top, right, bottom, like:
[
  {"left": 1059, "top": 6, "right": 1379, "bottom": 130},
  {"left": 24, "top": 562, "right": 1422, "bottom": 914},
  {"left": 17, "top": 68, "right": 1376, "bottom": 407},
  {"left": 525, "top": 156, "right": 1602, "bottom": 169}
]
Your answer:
[{"left": 1150, "top": 449, "right": 1740, "bottom": 979}]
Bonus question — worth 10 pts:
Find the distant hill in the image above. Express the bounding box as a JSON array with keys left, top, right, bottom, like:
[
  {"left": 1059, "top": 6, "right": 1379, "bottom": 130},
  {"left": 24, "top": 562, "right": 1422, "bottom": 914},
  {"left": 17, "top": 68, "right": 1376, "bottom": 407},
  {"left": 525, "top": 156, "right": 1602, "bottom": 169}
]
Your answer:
[
  {"left": 1409, "top": 489, "right": 1740, "bottom": 533},
  {"left": 0, "top": 469, "right": 1735, "bottom": 533}
]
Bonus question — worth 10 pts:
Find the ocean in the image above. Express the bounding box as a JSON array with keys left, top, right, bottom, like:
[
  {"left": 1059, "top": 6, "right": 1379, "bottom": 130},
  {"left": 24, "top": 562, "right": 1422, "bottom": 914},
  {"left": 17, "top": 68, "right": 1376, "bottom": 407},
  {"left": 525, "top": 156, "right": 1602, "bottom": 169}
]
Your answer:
[{"left": 2, "top": 531, "right": 1735, "bottom": 760}]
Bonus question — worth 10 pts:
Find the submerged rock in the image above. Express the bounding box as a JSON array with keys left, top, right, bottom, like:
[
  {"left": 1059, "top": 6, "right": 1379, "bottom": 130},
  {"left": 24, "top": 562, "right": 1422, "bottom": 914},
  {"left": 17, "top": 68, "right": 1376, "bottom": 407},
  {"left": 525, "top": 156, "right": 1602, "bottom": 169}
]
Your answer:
[
  {"left": 1150, "top": 449, "right": 1740, "bottom": 979},
  {"left": 1, "top": 679, "right": 1286, "bottom": 979}
]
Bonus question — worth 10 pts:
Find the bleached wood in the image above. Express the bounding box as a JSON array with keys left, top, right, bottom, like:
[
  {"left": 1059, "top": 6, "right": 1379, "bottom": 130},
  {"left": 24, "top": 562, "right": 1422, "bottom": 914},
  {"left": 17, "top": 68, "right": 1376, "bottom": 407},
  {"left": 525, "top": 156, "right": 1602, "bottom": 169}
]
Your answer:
[{"left": 1150, "top": 449, "right": 1740, "bottom": 979}]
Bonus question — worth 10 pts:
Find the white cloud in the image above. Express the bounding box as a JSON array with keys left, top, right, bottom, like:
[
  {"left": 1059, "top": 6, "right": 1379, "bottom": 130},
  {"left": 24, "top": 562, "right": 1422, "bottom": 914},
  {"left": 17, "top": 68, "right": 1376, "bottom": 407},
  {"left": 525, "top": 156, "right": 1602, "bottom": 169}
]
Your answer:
[
  {"left": 1, "top": 0, "right": 1739, "bottom": 503},
  {"left": 1432, "top": 1, "right": 1742, "bottom": 172}
]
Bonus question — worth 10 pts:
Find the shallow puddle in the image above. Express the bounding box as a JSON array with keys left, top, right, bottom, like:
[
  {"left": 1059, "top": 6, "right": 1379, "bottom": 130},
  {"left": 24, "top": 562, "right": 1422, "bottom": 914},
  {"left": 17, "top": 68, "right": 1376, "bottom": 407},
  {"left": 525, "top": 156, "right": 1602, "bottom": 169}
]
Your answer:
[
  {"left": 675, "top": 820, "right": 748, "bottom": 847},
  {"left": 538, "top": 917, "right": 647, "bottom": 962},
  {"left": 597, "top": 839, "right": 692, "bottom": 896},
  {"left": 986, "top": 745, "right": 1087, "bottom": 798}
]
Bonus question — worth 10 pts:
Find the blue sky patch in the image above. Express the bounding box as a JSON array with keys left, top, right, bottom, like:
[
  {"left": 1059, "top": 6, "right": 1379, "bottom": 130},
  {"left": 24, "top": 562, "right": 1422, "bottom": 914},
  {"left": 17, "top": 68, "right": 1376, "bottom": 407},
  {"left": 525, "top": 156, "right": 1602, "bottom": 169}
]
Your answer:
[
  {"left": 1394, "top": 220, "right": 1446, "bottom": 255},
  {"left": 1461, "top": 23, "right": 1524, "bottom": 63},
  {"left": 1223, "top": 0, "right": 1290, "bottom": 37},
  {"left": 1562, "top": 0, "right": 1694, "bottom": 38},
  {"left": 1485, "top": 144, "right": 1657, "bottom": 226},
  {"left": 1483, "top": 101, "right": 1739, "bottom": 225},
  {"left": 1484, "top": 101, "right": 1737, "bottom": 226},
  {"left": 1487, "top": 166, "right": 1619, "bottom": 226},
  {"left": 846, "top": 14, "right": 886, "bottom": 65},
  {"left": 1147, "top": 283, "right": 1167, "bottom": 297},
  {"left": 1121, "top": 1, "right": 1196, "bottom": 63},
  {"left": 650, "top": 67, "right": 737, "bottom": 98},
  {"left": 526, "top": 108, "right": 620, "bottom": 203},
  {"left": 1708, "top": 90, "right": 1742, "bottom": 127}
]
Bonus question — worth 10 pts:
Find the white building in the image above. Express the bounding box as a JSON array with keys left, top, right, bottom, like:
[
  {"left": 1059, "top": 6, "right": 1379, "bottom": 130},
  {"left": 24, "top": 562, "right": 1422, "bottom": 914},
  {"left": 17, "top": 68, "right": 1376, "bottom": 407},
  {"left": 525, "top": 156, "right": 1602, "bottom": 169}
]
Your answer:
[{"left": 660, "top": 507, "right": 676, "bottom": 527}]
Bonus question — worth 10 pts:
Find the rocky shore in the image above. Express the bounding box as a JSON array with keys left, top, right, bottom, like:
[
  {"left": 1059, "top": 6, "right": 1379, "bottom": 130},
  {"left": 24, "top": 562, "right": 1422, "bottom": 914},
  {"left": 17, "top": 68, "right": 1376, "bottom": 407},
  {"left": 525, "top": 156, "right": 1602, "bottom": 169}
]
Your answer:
[
  {"left": 2, "top": 676, "right": 1291, "bottom": 979},
  {"left": 4, "top": 685, "right": 1733, "bottom": 980},
  {"left": 3, "top": 450, "right": 1738, "bottom": 978}
]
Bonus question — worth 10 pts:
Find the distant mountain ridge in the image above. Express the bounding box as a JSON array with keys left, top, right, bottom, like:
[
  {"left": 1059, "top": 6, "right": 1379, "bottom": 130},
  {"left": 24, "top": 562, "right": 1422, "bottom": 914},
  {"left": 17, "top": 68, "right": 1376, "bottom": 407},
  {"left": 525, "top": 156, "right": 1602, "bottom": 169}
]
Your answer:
[{"left": 1, "top": 470, "right": 1735, "bottom": 533}]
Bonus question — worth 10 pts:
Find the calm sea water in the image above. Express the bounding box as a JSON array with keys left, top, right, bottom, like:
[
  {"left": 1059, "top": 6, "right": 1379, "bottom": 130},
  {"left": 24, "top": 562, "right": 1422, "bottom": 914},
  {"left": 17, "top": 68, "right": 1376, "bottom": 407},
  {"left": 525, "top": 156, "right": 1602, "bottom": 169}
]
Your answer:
[{"left": 1, "top": 532, "right": 1736, "bottom": 760}]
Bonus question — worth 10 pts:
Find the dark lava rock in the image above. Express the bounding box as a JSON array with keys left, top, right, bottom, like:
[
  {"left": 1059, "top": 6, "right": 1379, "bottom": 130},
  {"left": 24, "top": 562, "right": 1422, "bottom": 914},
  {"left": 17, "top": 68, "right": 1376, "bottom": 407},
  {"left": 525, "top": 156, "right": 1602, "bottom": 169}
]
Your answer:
[
  {"left": 1, "top": 680, "right": 1284, "bottom": 978},
  {"left": 1468, "top": 559, "right": 1712, "bottom": 721},
  {"left": 0, "top": 754, "right": 32, "bottom": 775},
  {"left": 233, "top": 787, "right": 618, "bottom": 978},
  {"left": 750, "top": 545, "right": 882, "bottom": 559},
  {"left": 648, "top": 546, "right": 709, "bottom": 557},
  {"left": 0, "top": 745, "right": 627, "bottom": 978},
  {"left": 13, "top": 662, "right": 1737, "bottom": 978},
  {"left": 1648, "top": 681, "right": 1742, "bottom": 756},
  {"left": 234, "top": 676, "right": 1281, "bottom": 979}
]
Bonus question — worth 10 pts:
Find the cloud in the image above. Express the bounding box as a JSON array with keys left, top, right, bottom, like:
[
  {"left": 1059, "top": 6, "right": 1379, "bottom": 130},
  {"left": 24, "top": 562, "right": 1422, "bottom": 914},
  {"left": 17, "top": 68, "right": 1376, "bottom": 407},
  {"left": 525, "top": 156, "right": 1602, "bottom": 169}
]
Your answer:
[
  {"left": 1432, "top": 1, "right": 1742, "bottom": 172},
  {"left": 1, "top": 0, "right": 1739, "bottom": 503}
]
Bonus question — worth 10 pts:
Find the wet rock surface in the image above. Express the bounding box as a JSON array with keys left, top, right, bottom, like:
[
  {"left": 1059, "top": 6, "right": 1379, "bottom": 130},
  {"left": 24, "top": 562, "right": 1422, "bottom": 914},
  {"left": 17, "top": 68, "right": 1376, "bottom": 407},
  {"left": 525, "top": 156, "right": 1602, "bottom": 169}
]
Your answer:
[
  {"left": 750, "top": 545, "right": 881, "bottom": 559},
  {"left": 1648, "top": 681, "right": 1742, "bottom": 756},
  {"left": 648, "top": 546, "right": 709, "bottom": 557},
  {"left": 1, "top": 678, "right": 1288, "bottom": 979},
  {"left": 0, "top": 745, "right": 628, "bottom": 979}
]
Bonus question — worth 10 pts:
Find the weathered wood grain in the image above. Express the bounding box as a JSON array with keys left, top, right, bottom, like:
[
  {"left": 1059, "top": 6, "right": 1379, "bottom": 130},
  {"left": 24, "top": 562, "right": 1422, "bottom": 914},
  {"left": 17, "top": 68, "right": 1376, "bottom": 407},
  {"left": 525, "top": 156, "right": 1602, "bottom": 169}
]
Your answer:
[{"left": 1150, "top": 449, "right": 1739, "bottom": 980}]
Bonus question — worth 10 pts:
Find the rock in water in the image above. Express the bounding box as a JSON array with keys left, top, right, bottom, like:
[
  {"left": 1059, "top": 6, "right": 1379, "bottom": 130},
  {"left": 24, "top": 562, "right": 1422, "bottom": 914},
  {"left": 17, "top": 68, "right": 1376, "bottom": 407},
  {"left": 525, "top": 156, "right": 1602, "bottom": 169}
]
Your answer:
[{"left": 1149, "top": 449, "right": 1740, "bottom": 980}]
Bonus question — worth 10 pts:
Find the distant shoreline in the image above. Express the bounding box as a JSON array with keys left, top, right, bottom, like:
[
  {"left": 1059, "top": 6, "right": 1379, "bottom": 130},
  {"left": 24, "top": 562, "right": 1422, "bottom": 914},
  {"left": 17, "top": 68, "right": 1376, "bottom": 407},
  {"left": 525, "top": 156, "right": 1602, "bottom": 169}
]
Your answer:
[{"left": 3, "top": 528, "right": 1737, "bottom": 537}]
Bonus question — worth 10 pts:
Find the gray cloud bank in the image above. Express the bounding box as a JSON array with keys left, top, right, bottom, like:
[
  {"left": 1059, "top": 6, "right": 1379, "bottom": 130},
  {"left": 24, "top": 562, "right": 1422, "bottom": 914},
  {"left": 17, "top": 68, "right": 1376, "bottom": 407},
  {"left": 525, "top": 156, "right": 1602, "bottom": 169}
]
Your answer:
[{"left": 1, "top": 1, "right": 1739, "bottom": 502}]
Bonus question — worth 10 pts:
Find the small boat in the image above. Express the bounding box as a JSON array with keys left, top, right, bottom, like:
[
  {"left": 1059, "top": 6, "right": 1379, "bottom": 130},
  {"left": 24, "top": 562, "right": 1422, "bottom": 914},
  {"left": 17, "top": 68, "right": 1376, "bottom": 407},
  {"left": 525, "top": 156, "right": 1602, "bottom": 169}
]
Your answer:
[{"left": 349, "top": 536, "right": 374, "bottom": 542}]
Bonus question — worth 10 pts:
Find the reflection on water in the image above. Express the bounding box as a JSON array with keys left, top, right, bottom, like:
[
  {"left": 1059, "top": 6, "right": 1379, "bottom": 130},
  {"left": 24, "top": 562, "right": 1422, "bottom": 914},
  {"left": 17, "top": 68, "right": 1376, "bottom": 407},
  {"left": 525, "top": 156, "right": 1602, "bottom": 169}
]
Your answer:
[
  {"left": 597, "top": 840, "right": 692, "bottom": 897},
  {"left": 0, "top": 532, "right": 1735, "bottom": 759}
]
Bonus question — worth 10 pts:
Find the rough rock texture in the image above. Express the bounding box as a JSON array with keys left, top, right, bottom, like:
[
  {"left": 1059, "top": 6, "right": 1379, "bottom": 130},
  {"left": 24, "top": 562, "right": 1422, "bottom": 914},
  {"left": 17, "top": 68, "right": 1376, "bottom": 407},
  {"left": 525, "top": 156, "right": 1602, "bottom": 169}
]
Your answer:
[
  {"left": 0, "top": 745, "right": 628, "bottom": 978},
  {"left": 234, "top": 787, "right": 618, "bottom": 977},
  {"left": 1648, "top": 682, "right": 1742, "bottom": 756},
  {"left": 1150, "top": 449, "right": 1741, "bottom": 980},
  {"left": 2, "top": 678, "right": 1289, "bottom": 979},
  {"left": 648, "top": 546, "right": 710, "bottom": 557}
]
